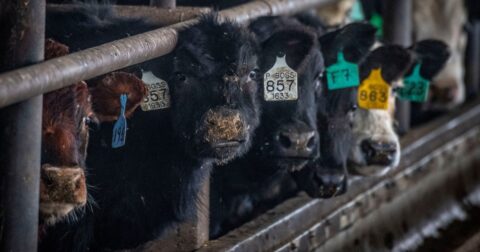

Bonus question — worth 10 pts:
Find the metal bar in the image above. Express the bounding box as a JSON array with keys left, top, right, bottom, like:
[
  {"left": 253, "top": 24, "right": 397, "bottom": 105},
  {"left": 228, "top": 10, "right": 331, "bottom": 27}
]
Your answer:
[
  {"left": 0, "top": 0, "right": 45, "bottom": 251},
  {"left": 465, "top": 21, "right": 480, "bottom": 99},
  {"left": 201, "top": 98, "right": 480, "bottom": 251},
  {"left": 383, "top": 0, "right": 412, "bottom": 134},
  {"left": 46, "top": 4, "right": 208, "bottom": 26},
  {"left": 0, "top": 0, "right": 336, "bottom": 109},
  {"left": 150, "top": 0, "right": 176, "bottom": 8}
]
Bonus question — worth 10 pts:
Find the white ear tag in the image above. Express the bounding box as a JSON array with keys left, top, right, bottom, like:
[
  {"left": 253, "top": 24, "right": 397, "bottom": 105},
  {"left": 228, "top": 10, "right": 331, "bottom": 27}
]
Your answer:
[
  {"left": 140, "top": 71, "right": 171, "bottom": 111},
  {"left": 263, "top": 55, "right": 298, "bottom": 101}
]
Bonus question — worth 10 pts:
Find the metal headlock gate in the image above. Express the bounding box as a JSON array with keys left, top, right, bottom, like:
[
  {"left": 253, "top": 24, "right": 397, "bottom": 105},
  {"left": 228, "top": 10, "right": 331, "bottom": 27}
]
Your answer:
[{"left": 0, "top": 0, "right": 479, "bottom": 251}]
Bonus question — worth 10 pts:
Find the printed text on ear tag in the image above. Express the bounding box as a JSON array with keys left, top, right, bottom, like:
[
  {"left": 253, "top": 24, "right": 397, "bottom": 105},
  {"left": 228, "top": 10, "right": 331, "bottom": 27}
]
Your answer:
[
  {"left": 358, "top": 68, "right": 390, "bottom": 110},
  {"left": 141, "top": 71, "right": 171, "bottom": 111},
  {"left": 326, "top": 51, "right": 360, "bottom": 90},
  {"left": 112, "top": 94, "right": 127, "bottom": 148},
  {"left": 263, "top": 54, "right": 298, "bottom": 101},
  {"left": 397, "top": 64, "right": 430, "bottom": 102}
]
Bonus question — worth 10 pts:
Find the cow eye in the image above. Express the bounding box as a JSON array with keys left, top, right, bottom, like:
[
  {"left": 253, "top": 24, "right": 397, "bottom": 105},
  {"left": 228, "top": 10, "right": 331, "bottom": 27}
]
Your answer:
[
  {"left": 349, "top": 104, "right": 358, "bottom": 112},
  {"left": 248, "top": 68, "right": 260, "bottom": 80},
  {"left": 84, "top": 116, "right": 99, "bottom": 131},
  {"left": 175, "top": 72, "right": 187, "bottom": 82}
]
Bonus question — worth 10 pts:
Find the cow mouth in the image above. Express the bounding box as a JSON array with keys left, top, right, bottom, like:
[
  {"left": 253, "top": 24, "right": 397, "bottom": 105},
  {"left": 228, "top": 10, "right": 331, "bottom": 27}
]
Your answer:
[
  {"left": 271, "top": 156, "right": 314, "bottom": 172},
  {"left": 40, "top": 202, "right": 80, "bottom": 225},
  {"left": 212, "top": 140, "right": 245, "bottom": 149}
]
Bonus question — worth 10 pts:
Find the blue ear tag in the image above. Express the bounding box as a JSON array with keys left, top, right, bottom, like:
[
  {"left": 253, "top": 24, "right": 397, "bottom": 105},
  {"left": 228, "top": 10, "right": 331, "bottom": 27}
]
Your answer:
[
  {"left": 398, "top": 64, "right": 430, "bottom": 102},
  {"left": 349, "top": 0, "right": 365, "bottom": 21},
  {"left": 112, "top": 94, "right": 128, "bottom": 148},
  {"left": 326, "top": 51, "right": 360, "bottom": 90}
]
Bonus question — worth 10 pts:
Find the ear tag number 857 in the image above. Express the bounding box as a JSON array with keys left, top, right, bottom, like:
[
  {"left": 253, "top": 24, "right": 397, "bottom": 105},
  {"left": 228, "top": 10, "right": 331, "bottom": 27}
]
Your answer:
[
  {"left": 326, "top": 51, "right": 360, "bottom": 90},
  {"left": 397, "top": 63, "right": 430, "bottom": 102},
  {"left": 263, "top": 54, "right": 298, "bottom": 101},
  {"left": 141, "top": 71, "right": 171, "bottom": 111},
  {"left": 358, "top": 68, "right": 390, "bottom": 110}
]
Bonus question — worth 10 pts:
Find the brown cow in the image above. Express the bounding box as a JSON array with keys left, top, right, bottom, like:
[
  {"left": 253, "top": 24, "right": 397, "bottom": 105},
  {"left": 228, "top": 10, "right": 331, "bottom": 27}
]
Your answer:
[{"left": 40, "top": 39, "right": 146, "bottom": 226}]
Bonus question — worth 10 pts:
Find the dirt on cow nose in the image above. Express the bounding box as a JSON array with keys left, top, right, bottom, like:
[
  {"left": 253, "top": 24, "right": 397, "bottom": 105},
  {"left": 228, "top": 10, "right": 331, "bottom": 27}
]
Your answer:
[
  {"left": 204, "top": 108, "right": 245, "bottom": 144},
  {"left": 40, "top": 165, "right": 87, "bottom": 206}
]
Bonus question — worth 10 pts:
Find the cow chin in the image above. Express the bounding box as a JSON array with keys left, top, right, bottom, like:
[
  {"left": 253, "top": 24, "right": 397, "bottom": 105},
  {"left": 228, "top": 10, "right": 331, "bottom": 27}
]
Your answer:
[
  {"left": 40, "top": 203, "right": 77, "bottom": 226},
  {"left": 274, "top": 158, "right": 310, "bottom": 172}
]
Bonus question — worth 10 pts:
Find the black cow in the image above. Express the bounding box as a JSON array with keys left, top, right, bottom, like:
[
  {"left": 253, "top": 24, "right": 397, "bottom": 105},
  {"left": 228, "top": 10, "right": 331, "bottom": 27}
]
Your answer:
[{"left": 40, "top": 8, "right": 260, "bottom": 251}]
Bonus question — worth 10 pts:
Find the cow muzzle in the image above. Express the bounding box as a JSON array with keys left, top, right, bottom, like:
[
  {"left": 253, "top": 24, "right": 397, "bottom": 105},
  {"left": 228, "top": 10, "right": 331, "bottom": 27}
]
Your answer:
[{"left": 40, "top": 165, "right": 87, "bottom": 224}]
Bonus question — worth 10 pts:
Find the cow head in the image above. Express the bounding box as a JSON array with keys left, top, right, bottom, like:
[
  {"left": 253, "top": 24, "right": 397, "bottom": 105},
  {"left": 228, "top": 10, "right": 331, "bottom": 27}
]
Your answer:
[
  {"left": 40, "top": 39, "right": 147, "bottom": 225},
  {"left": 40, "top": 39, "right": 95, "bottom": 225},
  {"left": 348, "top": 45, "right": 412, "bottom": 176},
  {"left": 248, "top": 22, "right": 323, "bottom": 172},
  {"left": 293, "top": 23, "right": 376, "bottom": 198},
  {"left": 412, "top": 0, "right": 467, "bottom": 109},
  {"left": 168, "top": 15, "right": 260, "bottom": 164}
]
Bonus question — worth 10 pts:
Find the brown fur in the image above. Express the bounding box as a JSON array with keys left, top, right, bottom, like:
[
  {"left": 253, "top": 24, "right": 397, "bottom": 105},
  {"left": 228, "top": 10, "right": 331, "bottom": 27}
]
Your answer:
[{"left": 89, "top": 72, "right": 147, "bottom": 122}]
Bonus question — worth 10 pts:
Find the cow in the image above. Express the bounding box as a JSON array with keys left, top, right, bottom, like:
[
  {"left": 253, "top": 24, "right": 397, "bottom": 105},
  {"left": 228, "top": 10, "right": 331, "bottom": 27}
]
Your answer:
[
  {"left": 412, "top": 0, "right": 467, "bottom": 110},
  {"left": 209, "top": 17, "right": 377, "bottom": 238},
  {"left": 39, "top": 39, "right": 148, "bottom": 236},
  {"left": 210, "top": 16, "right": 323, "bottom": 238},
  {"left": 294, "top": 44, "right": 412, "bottom": 198},
  {"left": 40, "top": 9, "right": 261, "bottom": 251},
  {"left": 348, "top": 40, "right": 450, "bottom": 176},
  {"left": 39, "top": 39, "right": 93, "bottom": 227}
]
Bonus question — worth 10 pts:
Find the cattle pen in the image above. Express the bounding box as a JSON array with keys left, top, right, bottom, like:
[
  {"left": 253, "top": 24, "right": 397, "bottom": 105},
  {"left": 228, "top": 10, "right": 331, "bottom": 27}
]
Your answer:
[{"left": 1, "top": 0, "right": 480, "bottom": 251}]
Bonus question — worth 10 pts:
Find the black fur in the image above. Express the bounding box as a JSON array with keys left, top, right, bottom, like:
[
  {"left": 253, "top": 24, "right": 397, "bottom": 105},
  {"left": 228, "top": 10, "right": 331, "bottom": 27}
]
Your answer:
[{"left": 40, "top": 10, "right": 260, "bottom": 251}]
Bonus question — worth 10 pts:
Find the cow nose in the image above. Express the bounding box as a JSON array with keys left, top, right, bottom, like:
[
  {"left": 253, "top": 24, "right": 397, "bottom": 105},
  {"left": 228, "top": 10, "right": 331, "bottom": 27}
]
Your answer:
[
  {"left": 204, "top": 108, "right": 245, "bottom": 145},
  {"left": 40, "top": 165, "right": 87, "bottom": 206},
  {"left": 314, "top": 172, "right": 347, "bottom": 198},
  {"left": 275, "top": 128, "right": 317, "bottom": 157},
  {"left": 361, "top": 139, "right": 397, "bottom": 166}
]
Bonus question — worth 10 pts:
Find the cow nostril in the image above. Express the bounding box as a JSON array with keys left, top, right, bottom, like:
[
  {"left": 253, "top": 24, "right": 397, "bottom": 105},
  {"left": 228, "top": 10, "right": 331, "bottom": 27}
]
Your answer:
[
  {"left": 361, "top": 140, "right": 376, "bottom": 158},
  {"left": 278, "top": 133, "right": 292, "bottom": 149},
  {"left": 306, "top": 135, "right": 316, "bottom": 149}
]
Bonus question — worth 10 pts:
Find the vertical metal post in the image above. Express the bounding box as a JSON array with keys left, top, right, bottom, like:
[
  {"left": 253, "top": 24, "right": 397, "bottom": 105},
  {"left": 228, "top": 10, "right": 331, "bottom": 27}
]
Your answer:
[
  {"left": 0, "top": 0, "right": 45, "bottom": 251},
  {"left": 465, "top": 21, "right": 480, "bottom": 99},
  {"left": 150, "top": 0, "right": 176, "bottom": 8},
  {"left": 383, "top": 0, "right": 412, "bottom": 134}
]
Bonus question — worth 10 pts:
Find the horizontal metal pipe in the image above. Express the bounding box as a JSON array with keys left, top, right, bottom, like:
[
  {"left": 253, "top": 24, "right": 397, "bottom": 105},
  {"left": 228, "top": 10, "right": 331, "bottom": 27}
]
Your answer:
[
  {"left": 47, "top": 4, "right": 208, "bottom": 26},
  {"left": 0, "top": 0, "right": 336, "bottom": 109}
]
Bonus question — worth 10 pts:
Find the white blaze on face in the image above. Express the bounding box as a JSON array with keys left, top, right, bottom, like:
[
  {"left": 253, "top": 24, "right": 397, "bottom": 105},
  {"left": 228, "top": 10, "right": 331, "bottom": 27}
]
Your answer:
[
  {"left": 413, "top": 0, "right": 467, "bottom": 108},
  {"left": 349, "top": 106, "right": 401, "bottom": 176}
]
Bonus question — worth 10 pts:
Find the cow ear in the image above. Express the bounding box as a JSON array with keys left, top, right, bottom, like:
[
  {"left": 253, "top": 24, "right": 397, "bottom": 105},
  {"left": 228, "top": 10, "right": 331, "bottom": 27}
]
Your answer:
[
  {"left": 319, "top": 22, "right": 376, "bottom": 66},
  {"left": 45, "top": 38, "right": 70, "bottom": 60},
  {"left": 261, "top": 28, "right": 318, "bottom": 71},
  {"left": 89, "top": 72, "right": 147, "bottom": 122},
  {"left": 360, "top": 45, "right": 412, "bottom": 83},
  {"left": 408, "top": 39, "right": 450, "bottom": 80}
]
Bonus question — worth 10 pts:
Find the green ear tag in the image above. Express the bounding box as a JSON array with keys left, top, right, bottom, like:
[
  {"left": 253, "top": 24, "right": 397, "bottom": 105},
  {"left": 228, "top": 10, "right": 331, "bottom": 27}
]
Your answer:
[
  {"left": 370, "top": 13, "right": 383, "bottom": 39},
  {"left": 326, "top": 52, "right": 360, "bottom": 90},
  {"left": 349, "top": 0, "right": 365, "bottom": 21},
  {"left": 398, "top": 64, "right": 430, "bottom": 102}
]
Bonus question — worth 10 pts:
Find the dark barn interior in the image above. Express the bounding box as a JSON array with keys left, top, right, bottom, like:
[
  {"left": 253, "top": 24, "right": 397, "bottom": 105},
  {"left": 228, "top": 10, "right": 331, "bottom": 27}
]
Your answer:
[{"left": 0, "top": 0, "right": 480, "bottom": 251}]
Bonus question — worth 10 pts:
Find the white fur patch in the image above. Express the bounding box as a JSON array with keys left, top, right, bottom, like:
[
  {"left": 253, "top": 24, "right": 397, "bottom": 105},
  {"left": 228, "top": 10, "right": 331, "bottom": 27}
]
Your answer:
[{"left": 348, "top": 108, "right": 401, "bottom": 176}]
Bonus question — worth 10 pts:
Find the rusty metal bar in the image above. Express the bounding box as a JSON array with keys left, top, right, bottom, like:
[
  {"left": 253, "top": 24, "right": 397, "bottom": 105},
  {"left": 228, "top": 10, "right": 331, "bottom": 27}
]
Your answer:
[
  {"left": 0, "top": 0, "right": 45, "bottom": 251},
  {"left": 383, "top": 0, "right": 412, "bottom": 134},
  {"left": 201, "top": 98, "right": 480, "bottom": 251},
  {"left": 0, "top": 0, "right": 336, "bottom": 109},
  {"left": 150, "top": 0, "right": 176, "bottom": 8},
  {"left": 46, "top": 4, "right": 207, "bottom": 26},
  {"left": 465, "top": 21, "right": 480, "bottom": 98}
]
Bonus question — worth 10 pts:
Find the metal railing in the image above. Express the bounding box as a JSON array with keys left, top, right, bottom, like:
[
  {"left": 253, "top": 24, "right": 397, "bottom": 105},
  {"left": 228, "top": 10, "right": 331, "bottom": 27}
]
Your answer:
[{"left": 0, "top": 0, "right": 338, "bottom": 251}]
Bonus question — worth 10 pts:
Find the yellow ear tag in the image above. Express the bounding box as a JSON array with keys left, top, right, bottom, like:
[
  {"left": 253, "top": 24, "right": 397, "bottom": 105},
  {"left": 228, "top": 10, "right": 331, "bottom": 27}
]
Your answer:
[{"left": 358, "top": 68, "right": 390, "bottom": 110}]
